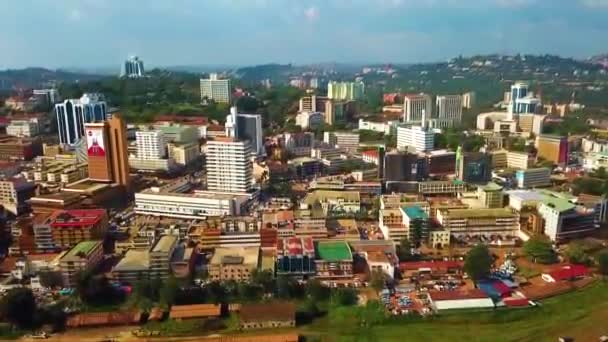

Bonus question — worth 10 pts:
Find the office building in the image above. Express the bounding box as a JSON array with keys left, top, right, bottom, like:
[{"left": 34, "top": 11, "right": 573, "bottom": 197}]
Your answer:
[
  {"left": 276, "top": 237, "right": 315, "bottom": 277},
  {"left": 59, "top": 241, "right": 104, "bottom": 287},
  {"left": 206, "top": 137, "right": 254, "bottom": 193},
  {"left": 33, "top": 89, "right": 60, "bottom": 106},
  {"left": 436, "top": 95, "right": 463, "bottom": 125},
  {"left": 462, "top": 92, "right": 475, "bottom": 109},
  {"left": 314, "top": 241, "right": 353, "bottom": 282},
  {"left": 0, "top": 136, "right": 43, "bottom": 161},
  {"left": 112, "top": 249, "right": 150, "bottom": 283},
  {"left": 34, "top": 209, "right": 108, "bottom": 251},
  {"left": 208, "top": 246, "right": 260, "bottom": 282},
  {"left": 155, "top": 124, "right": 199, "bottom": 144},
  {"left": 456, "top": 149, "right": 492, "bottom": 184},
  {"left": 0, "top": 178, "right": 36, "bottom": 216},
  {"left": 323, "top": 131, "right": 359, "bottom": 152},
  {"left": 327, "top": 81, "right": 364, "bottom": 101},
  {"left": 200, "top": 73, "right": 231, "bottom": 103},
  {"left": 536, "top": 135, "right": 568, "bottom": 166},
  {"left": 397, "top": 124, "right": 434, "bottom": 152},
  {"left": 121, "top": 56, "right": 145, "bottom": 78},
  {"left": 402, "top": 206, "right": 430, "bottom": 241},
  {"left": 281, "top": 132, "right": 314, "bottom": 157},
  {"left": 436, "top": 208, "right": 519, "bottom": 238},
  {"left": 516, "top": 168, "right": 551, "bottom": 189},
  {"left": 84, "top": 115, "right": 131, "bottom": 189},
  {"left": 299, "top": 95, "right": 328, "bottom": 113},
  {"left": 403, "top": 94, "right": 432, "bottom": 123},
  {"left": 193, "top": 216, "right": 262, "bottom": 248},
  {"left": 149, "top": 235, "right": 178, "bottom": 279},
  {"left": 477, "top": 182, "right": 503, "bottom": 208},
  {"left": 302, "top": 190, "right": 360, "bottom": 215},
  {"left": 384, "top": 151, "right": 425, "bottom": 182},
  {"left": 295, "top": 111, "right": 324, "bottom": 129},
  {"left": 538, "top": 193, "right": 599, "bottom": 242},
  {"left": 136, "top": 130, "right": 166, "bottom": 159},
  {"left": 55, "top": 93, "right": 107, "bottom": 145},
  {"left": 509, "top": 82, "right": 529, "bottom": 117},
  {"left": 225, "top": 107, "right": 264, "bottom": 156},
  {"left": 426, "top": 150, "right": 457, "bottom": 176},
  {"left": 324, "top": 100, "right": 356, "bottom": 125},
  {"left": 507, "top": 151, "right": 532, "bottom": 170},
  {"left": 7, "top": 120, "right": 39, "bottom": 137},
  {"left": 168, "top": 142, "right": 200, "bottom": 166}
]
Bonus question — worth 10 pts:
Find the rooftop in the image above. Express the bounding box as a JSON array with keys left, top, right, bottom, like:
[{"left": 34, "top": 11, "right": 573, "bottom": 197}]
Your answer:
[
  {"left": 315, "top": 241, "right": 353, "bottom": 262},
  {"left": 169, "top": 304, "right": 221, "bottom": 319},
  {"left": 303, "top": 190, "right": 360, "bottom": 204},
  {"left": 403, "top": 206, "right": 428, "bottom": 220},
  {"left": 49, "top": 209, "right": 106, "bottom": 228},
  {"left": 443, "top": 208, "right": 515, "bottom": 219},
  {"left": 210, "top": 246, "right": 259, "bottom": 266},
  {"left": 113, "top": 250, "right": 150, "bottom": 272},
  {"left": 429, "top": 289, "right": 489, "bottom": 301},
  {"left": 480, "top": 182, "right": 503, "bottom": 192},
  {"left": 151, "top": 235, "right": 178, "bottom": 254},
  {"left": 62, "top": 241, "right": 102, "bottom": 260},
  {"left": 240, "top": 302, "right": 296, "bottom": 323}
]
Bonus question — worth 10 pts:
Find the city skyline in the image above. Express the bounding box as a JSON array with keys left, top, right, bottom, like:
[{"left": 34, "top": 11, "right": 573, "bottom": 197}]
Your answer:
[{"left": 2, "top": 0, "right": 608, "bottom": 69}]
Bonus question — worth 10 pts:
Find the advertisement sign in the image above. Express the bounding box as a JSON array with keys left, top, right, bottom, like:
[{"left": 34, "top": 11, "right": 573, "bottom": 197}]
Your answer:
[{"left": 86, "top": 127, "right": 106, "bottom": 157}]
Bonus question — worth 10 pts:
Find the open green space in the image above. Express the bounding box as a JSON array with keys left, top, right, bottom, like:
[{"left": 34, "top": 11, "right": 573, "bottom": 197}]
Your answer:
[{"left": 302, "top": 280, "right": 608, "bottom": 342}]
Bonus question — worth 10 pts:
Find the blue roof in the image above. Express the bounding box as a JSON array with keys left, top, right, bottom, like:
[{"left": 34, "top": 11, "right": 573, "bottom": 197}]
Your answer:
[{"left": 403, "top": 206, "right": 428, "bottom": 220}]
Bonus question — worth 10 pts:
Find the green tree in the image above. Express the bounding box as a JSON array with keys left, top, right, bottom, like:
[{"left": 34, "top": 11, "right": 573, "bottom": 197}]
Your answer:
[
  {"left": 565, "top": 242, "right": 589, "bottom": 265},
  {"left": 0, "top": 288, "right": 37, "bottom": 329},
  {"left": 464, "top": 245, "right": 493, "bottom": 283},
  {"left": 411, "top": 220, "right": 424, "bottom": 248},
  {"left": 332, "top": 288, "right": 358, "bottom": 306},
  {"left": 306, "top": 279, "right": 330, "bottom": 302},
  {"left": 397, "top": 237, "right": 414, "bottom": 262},
  {"left": 356, "top": 300, "right": 386, "bottom": 328},
  {"left": 159, "top": 276, "right": 179, "bottom": 309},
  {"left": 369, "top": 270, "right": 387, "bottom": 292},
  {"left": 523, "top": 236, "right": 557, "bottom": 264},
  {"left": 250, "top": 269, "right": 275, "bottom": 294},
  {"left": 597, "top": 252, "right": 608, "bottom": 277}
]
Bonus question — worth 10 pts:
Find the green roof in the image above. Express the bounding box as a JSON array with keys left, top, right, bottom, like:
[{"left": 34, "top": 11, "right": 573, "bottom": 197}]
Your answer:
[
  {"left": 65, "top": 240, "right": 101, "bottom": 258},
  {"left": 315, "top": 241, "right": 352, "bottom": 262},
  {"left": 480, "top": 182, "right": 503, "bottom": 192},
  {"left": 403, "top": 206, "right": 428, "bottom": 220},
  {"left": 539, "top": 195, "right": 576, "bottom": 212}
]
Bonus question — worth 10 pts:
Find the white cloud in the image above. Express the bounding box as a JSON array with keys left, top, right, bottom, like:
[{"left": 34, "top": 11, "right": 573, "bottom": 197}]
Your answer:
[
  {"left": 303, "top": 6, "right": 320, "bottom": 21},
  {"left": 580, "top": 0, "right": 608, "bottom": 8}
]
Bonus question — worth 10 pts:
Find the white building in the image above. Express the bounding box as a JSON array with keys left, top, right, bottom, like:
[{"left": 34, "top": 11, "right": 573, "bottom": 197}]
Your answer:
[
  {"left": 461, "top": 92, "right": 475, "bottom": 109},
  {"left": 397, "top": 125, "right": 434, "bottom": 152},
  {"left": 136, "top": 130, "right": 166, "bottom": 159},
  {"left": 296, "top": 111, "right": 324, "bottom": 129},
  {"left": 403, "top": 94, "right": 432, "bottom": 124},
  {"left": 327, "top": 81, "right": 364, "bottom": 101},
  {"left": 323, "top": 131, "right": 360, "bottom": 152},
  {"left": 121, "top": 56, "right": 145, "bottom": 78},
  {"left": 436, "top": 95, "right": 463, "bottom": 125},
  {"left": 515, "top": 168, "right": 551, "bottom": 189},
  {"left": 358, "top": 119, "right": 397, "bottom": 135},
  {"left": 206, "top": 137, "right": 254, "bottom": 193},
  {"left": 507, "top": 151, "right": 532, "bottom": 170},
  {"left": 200, "top": 73, "right": 231, "bottom": 103},
  {"left": 54, "top": 93, "right": 107, "bottom": 145},
  {"left": 6, "top": 120, "right": 39, "bottom": 137}
]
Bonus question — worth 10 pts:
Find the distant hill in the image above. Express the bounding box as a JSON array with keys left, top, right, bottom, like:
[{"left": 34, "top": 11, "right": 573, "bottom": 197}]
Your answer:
[
  {"left": 0, "top": 67, "right": 106, "bottom": 89},
  {"left": 234, "top": 64, "right": 297, "bottom": 82}
]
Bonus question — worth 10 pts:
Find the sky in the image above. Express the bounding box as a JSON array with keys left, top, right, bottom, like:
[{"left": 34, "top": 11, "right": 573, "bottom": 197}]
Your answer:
[{"left": 1, "top": 0, "right": 608, "bottom": 69}]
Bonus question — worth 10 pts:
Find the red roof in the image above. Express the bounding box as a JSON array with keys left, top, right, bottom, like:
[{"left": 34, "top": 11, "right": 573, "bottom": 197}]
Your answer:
[
  {"left": 154, "top": 115, "right": 208, "bottom": 125},
  {"left": 400, "top": 260, "right": 463, "bottom": 271},
  {"left": 362, "top": 150, "right": 379, "bottom": 158},
  {"left": 49, "top": 209, "right": 106, "bottom": 228},
  {"left": 546, "top": 264, "right": 589, "bottom": 281},
  {"left": 429, "top": 289, "right": 488, "bottom": 301},
  {"left": 503, "top": 297, "right": 529, "bottom": 307},
  {"left": 491, "top": 281, "right": 511, "bottom": 297}
]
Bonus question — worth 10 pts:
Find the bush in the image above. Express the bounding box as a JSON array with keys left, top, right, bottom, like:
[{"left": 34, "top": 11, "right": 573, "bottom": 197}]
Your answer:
[{"left": 523, "top": 236, "right": 557, "bottom": 264}]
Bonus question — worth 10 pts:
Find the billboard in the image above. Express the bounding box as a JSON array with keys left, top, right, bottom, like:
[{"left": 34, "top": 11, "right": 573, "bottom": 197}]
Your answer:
[{"left": 86, "top": 127, "right": 106, "bottom": 157}]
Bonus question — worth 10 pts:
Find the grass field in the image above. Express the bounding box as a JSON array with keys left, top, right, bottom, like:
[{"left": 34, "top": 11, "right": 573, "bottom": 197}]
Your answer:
[{"left": 302, "top": 280, "right": 608, "bottom": 342}]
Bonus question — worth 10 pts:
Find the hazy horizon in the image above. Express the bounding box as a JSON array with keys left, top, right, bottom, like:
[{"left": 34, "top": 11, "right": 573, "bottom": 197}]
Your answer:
[{"left": 2, "top": 0, "right": 608, "bottom": 70}]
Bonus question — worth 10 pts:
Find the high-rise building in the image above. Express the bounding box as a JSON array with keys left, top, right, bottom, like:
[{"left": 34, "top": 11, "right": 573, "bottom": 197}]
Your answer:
[
  {"left": 299, "top": 95, "right": 328, "bottom": 113},
  {"left": 455, "top": 149, "right": 492, "bottom": 184},
  {"left": 403, "top": 94, "right": 432, "bottom": 123},
  {"left": 536, "top": 135, "right": 568, "bottom": 166},
  {"left": 206, "top": 137, "right": 254, "bottom": 193},
  {"left": 200, "top": 73, "right": 231, "bottom": 103},
  {"left": 55, "top": 93, "right": 107, "bottom": 145},
  {"left": 323, "top": 131, "right": 360, "bottom": 152},
  {"left": 121, "top": 56, "right": 145, "bottom": 78},
  {"left": 436, "top": 95, "right": 463, "bottom": 125},
  {"left": 225, "top": 107, "right": 264, "bottom": 156},
  {"left": 461, "top": 91, "right": 475, "bottom": 109},
  {"left": 509, "top": 82, "right": 528, "bottom": 116},
  {"left": 397, "top": 124, "right": 434, "bottom": 153},
  {"left": 84, "top": 115, "right": 131, "bottom": 189},
  {"left": 384, "top": 151, "right": 425, "bottom": 182},
  {"left": 136, "top": 130, "right": 166, "bottom": 159},
  {"left": 327, "top": 81, "right": 364, "bottom": 101}
]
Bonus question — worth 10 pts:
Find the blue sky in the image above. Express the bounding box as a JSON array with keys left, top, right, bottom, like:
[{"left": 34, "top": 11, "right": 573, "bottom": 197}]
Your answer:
[{"left": 1, "top": 0, "right": 608, "bottom": 69}]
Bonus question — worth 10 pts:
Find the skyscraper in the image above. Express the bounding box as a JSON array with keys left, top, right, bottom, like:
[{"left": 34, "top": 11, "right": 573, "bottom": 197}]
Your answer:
[
  {"left": 206, "top": 137, "right": 254, "bottom": 193},
  {"left": 225, "top": 107, "right": 264, "bottom": 156},
  {"left": 55, "top": 93, "right": 107, "bottom": 145},
  {"left": 436, "top": 95, "right": 463, "bottom": 125},
  {"left": 121, "top": 56, "right": 145, "bottom": 78},
  {"left": 509, "top": 82, "right": 528, "bottom": 117},
  {"left": 403, "top": 94, "right": 432, "bottom": 124},
  {"left": 327, "top": 81, "right": 364, "bottom": 101},
  {"left": 200, "top": 73, "right": 231, "bottom": 103},
  {"left": 136, "top": 130, "right": 166, "bottom": 159}
]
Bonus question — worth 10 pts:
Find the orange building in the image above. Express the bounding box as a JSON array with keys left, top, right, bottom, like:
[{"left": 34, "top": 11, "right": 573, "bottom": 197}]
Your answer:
[{"left": 48, "top": 209, "right": 108, "bottom": 249}]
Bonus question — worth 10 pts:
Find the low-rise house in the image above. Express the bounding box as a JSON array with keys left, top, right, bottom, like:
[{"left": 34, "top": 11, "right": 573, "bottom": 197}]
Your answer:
[
  {"left": 239, "top": 302, "right": 296, "bottom": 330},
  {"left": 169, "top": 304, "right": 221, "bottom": 320},
  {"left": 427, "top": 289, "right": 494, "bottom": 311},
  {"left": 302, "top": 190, "right": 360, "bottom": 215},
  {"left": 542, "top": 264, "right": 589, "bottom": 283},
  {"left": 66, "top": 311, "right": 141, "bottom": 328}
]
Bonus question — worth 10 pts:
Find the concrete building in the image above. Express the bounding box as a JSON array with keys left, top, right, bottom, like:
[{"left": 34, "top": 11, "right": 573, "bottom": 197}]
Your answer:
[
  {"left": 327, "top": 81, "right": 364, "bottom": 101},
  {"left": 225, "top": 107, "right": 265, "bottom": 156},
  {"left": 275, "top": 237, "right": 316, "bottom": 277},
  {"left": 314, "top": 241, "right": 353, "bottom": 282},
  {"left": 121, "top": 56, "right": 145, "bottom": 78},
  {"left": 34, "top": 209, "right": 108, "bottom": 251},
  {"left": 208, "top": 246, "right": 260, "bottom": 282},
  {"left": 358, "top": 118, "right": 398, "bottom": 135},
  {"left": 0, "top": 178, "right": 36, "bottom": 216},
  {"left": 456, "top": 150, "right": 492, "bottom": 184},
  {"left": 323, "top": 131, "right": 359, "bottom": 152},
  {"left": 168, "top": 142, "right": 200, "bottom": 166},
  {"left": 200, "top": 73, "right": 231, "bottom": 103},
  {"left": 280, "top": 132, "right": 314, "bottom": 157},
  {"left": 507, "top": 151, "right": 532, "bottom": 170},
  {"left": 436, "top": 208, "right": 519, "bottom": 238},
  {"left": 461, "top": 92, "right": 476, "bottom": 109},
  {"left": 477, "top": 182, "right": 503, "bottom": 208},
  {"left": 0, "top": 136, "right": 43, "bottom": 161},
  {"left": 302, "top": 190, "right": 360, "bottom": 215},
  {"left": 149, "top": 235, "right": 178, "bottom": 279},
  {"left": 206, "top": 137, "right": 254, "bottom": 193},
  {"left": 112, "top": 249, "right": 150, "bottom": 283},
  {"left": 397, "top": 125, "right": 434, "bottom": 152},
  {"left": 155, "top": 124, "right": 199, "bottom": 144},
  {"left": 384, "top": 151, "right": 425, "bottom": 182},
  {"left": 194, "top": 216, "right": 262, "bottom": 249},
  {"left": 516, "top": 168, "right": 551, "bottom": 189},
  {"left": 7, "top": 120, "right": 39, "bottom": 137},
  {"left": 295, "top": 111, "right": 324, "bottom": 129},
  {"left": 436, "top": 95, "right": 463, "bottom": 125},
  {"left": 536, "top": 135, "right": 568, "bottom": 166},
  {"left": 136, "top": 130, "right": 166, "bottom": 159},
  {"left": 403, "top": 94, "right": 432, "bottom": 124},
  {"left": 55, "top": 93, "right": 107, "bottom": 145},
  {"left": 298, "top": 95, "right": 328, "bottom": 113},
  {"left": 59, "top": 240, "right": 104, "bottom": 287}
]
